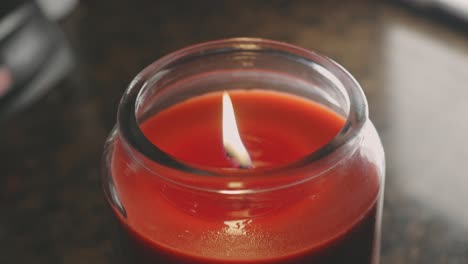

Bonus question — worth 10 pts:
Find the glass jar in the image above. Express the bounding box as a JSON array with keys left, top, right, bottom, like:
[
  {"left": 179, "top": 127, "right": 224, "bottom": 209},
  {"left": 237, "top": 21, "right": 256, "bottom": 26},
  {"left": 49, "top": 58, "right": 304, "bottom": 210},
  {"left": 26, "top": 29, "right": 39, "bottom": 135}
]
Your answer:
[{"left": 102, "top": 38, "right": 385, "bottom": 264}]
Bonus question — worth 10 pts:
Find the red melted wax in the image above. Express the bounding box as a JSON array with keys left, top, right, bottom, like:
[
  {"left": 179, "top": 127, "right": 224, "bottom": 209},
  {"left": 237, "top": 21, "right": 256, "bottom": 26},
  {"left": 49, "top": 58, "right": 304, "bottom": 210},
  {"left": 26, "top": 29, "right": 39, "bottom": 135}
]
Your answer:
[{"left": 111, "top": 90, "right": 381, "bottom": 263}]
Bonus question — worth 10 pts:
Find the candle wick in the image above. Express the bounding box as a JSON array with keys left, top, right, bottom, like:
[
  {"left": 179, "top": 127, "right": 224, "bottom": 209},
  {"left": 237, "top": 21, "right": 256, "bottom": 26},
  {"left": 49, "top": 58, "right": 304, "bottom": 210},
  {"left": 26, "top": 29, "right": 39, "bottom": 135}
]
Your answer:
[{"left": 225, "top": 147, "right": 252, "bottom": 169}]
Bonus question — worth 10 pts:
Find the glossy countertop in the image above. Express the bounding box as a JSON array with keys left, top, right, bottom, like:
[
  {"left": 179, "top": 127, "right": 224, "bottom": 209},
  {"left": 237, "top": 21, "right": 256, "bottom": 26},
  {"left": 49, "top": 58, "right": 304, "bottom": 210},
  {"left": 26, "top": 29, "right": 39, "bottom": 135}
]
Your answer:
[{"left": 1, "top": 1, "right": 467, "bottom": 263}]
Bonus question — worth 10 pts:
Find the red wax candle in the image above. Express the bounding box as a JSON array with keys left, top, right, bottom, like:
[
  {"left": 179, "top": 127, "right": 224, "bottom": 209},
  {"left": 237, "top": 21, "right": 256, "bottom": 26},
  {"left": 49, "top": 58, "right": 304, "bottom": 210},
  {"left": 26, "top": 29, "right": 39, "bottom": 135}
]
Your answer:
[
  {"left": 109, "top": 90, "right": 381, "bottom": 263},
  {"left": 103, "top": 38, "right": 384, "bottom": 264}
]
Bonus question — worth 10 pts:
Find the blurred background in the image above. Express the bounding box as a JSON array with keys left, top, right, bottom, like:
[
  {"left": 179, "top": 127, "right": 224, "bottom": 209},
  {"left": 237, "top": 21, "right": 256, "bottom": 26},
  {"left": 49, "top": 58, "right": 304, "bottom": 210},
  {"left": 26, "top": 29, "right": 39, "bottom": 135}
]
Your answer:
[{"left": 0, "top": 0, "right": 467, "bottom": 263}]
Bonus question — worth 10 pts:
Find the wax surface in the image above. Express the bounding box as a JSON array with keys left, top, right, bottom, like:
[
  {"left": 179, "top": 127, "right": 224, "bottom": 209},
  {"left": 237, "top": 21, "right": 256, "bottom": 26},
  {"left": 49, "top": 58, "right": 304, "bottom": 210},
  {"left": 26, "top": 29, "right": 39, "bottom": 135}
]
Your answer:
[
  {"left": 111, "top": 90, "right": 380, "bottom": 263},
  {"left": 142, "top": 90, "right": 345, "bottom": 168}
]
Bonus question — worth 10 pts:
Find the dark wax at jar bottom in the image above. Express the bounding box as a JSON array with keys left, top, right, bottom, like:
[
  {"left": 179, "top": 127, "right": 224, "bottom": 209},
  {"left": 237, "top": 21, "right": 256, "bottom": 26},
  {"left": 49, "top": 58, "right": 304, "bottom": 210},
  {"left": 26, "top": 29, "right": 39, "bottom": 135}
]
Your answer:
[{"left": 112, "top": 203, "right": 378, "bottom": 264}]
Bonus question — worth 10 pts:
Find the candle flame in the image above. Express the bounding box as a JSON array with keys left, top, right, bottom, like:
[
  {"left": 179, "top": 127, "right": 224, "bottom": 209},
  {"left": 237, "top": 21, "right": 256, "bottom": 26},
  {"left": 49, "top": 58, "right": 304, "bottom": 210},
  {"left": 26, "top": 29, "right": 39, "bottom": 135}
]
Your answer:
[{"left": 222, "top": 92, "right": 252, "bottom": 168}]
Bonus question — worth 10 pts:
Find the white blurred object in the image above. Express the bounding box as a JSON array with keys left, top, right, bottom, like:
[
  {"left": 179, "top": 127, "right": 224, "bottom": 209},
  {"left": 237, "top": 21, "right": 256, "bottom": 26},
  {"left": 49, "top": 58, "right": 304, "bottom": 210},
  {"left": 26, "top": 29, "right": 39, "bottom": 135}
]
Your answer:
[
  {"left": 384, "top": 16, "right": 468, "bottom": 229},
  {"left": 36, "top": 0, "right": 78, "bottom": 20}
]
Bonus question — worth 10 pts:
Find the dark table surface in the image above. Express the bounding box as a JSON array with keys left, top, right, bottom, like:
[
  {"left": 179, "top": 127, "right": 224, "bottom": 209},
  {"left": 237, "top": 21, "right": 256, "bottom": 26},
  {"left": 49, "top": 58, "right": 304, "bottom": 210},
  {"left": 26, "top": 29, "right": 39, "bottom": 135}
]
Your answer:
[{"left": 1, "top": 1, "right": 468, "bottom": 263}]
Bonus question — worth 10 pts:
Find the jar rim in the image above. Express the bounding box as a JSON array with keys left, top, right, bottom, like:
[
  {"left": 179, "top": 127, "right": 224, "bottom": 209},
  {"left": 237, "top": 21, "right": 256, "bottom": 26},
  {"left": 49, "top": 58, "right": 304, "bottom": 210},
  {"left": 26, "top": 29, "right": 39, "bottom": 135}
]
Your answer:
[{"left": 117, "top": 37, "right": 368, "bottom": 178}]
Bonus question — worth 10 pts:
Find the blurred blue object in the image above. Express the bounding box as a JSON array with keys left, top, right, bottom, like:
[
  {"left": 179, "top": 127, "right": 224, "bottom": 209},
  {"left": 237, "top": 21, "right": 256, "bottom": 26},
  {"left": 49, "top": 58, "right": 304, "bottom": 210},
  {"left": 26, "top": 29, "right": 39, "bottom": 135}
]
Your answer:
[{"left": 0, "top": 0, "right": 73, "bottom": 120}]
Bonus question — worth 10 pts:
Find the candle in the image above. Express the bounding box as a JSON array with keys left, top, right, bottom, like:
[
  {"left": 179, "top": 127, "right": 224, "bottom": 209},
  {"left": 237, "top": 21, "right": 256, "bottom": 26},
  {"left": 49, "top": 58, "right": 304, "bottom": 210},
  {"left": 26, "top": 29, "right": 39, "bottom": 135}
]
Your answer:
[{"left": 102, "top": 38, "right": 385, "bottom": 264}]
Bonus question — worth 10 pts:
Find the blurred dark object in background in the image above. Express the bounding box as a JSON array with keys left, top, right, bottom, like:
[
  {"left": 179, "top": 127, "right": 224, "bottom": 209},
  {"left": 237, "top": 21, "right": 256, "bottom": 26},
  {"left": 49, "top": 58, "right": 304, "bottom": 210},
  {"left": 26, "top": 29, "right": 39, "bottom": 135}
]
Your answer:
[
  {"left": 398, "top": 0, "right": 468, "bottom": 30},
  {"left": 0, "top": 0, "right": 73, "bottom": 121}
]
